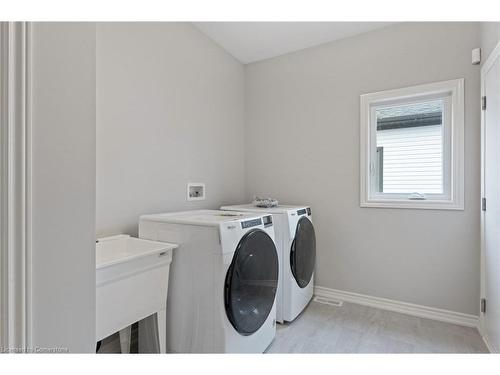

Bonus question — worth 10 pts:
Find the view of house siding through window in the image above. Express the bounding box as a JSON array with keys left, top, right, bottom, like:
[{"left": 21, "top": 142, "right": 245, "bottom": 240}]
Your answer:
[{"left": 375, "top": 100, "right": 444, "bottom": 194}]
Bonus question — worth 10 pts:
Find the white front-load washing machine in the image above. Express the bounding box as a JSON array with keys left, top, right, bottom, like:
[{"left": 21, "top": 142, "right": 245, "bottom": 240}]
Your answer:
[
  {"left": 139, "top": 209, "right": 278, "bottom": 353},
  {"left": 220, "top": 204, "right": 315, "bottom": 323}
]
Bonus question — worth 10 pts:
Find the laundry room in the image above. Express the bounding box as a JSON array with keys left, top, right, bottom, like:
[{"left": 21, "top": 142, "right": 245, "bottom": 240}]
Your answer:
[
  {"left": 93, "top": 21, "right": 489, "bottom": 354},
  {"left": 2, "top": 1, "right": 500, "bottom": 373}
]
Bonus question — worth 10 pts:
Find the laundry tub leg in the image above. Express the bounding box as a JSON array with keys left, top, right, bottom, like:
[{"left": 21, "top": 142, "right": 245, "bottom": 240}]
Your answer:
[
  {"left": 119, "top": 326, "right": 131, "bottom": 354},
  {"left": 138, "top": 309, "right": 166, "bottom": 353},
  {"left": 156, "top": 308, "right": 166, "bottom": 354}
]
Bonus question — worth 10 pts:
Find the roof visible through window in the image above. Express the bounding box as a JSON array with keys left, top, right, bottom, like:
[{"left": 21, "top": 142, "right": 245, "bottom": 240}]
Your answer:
[{"left": 376, "top": 100, "right": 443, "bottom": 130}]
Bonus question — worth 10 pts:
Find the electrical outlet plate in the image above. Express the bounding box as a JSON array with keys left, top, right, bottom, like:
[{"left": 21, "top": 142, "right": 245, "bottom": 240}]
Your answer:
[{"left": 187, "top": 183, "right": 205, "bottom": 201}]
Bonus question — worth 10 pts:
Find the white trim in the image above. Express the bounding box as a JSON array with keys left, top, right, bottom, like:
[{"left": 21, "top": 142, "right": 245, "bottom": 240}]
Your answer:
[
  {"left": 481, "top": 40, "right": 500, "bottom": 75},
  {"left": 0, "top": 21, "right": 6, "bottom": 350},
  {"left": 479, "top": 40, "right": 500, "bottom": 356},
  {"left": 0, "top": 22, "right": 32, "bottom": 351},
  {"left": 314, "top": 286, "right": 479, "bottom": 328},
  {"left": 25, "top": 22, "right": 33, "bottom": 347},
  {"left": 360, "top": 79, "right": 465, "bottom": 210},
  {"left": 479, "top": 328, "right": 498, "bottom": 354}
]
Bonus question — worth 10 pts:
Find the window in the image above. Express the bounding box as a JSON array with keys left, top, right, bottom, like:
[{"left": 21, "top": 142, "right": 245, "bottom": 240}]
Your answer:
[{"left": 360, "top": 79, "right": 464, "bottom": 210}]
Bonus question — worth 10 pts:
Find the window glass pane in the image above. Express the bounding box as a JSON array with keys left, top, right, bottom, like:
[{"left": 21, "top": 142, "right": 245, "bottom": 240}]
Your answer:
[{"left": 375, "top": 99, "right": 444, "bottom": 194}]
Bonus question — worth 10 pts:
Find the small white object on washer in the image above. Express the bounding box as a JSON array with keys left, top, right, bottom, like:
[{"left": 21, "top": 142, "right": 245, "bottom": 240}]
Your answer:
[
  {"left": 139, "top": 209, "right": 279, "bottom": 353},
  {"left": 220, "top": 204, "right": 316, "bottom": 323}
]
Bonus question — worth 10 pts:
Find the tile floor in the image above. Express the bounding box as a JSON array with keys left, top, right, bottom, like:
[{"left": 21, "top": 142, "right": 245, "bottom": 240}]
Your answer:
[
  {"left": 266, "top": 301, "right": 488, "bottom": 353},
  {"left": 98, "top": 301, "right": 488, "bottom": 354}
]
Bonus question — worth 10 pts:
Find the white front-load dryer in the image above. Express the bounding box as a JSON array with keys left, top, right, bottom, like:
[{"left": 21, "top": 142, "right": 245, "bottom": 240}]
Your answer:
[
  {"left": 220, "top": 204, "right": 316, "bottom": 323},
  {"left": 139, "top": 210, "right": 278, "bottom": 353}
]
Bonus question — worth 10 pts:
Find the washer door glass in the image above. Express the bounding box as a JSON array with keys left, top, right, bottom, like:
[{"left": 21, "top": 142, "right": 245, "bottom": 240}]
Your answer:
[
  {"left": 224, "top": 229, "right": 278, "bottom": 336},
  {"left": 290, "top": 217, "right": 316, "bottom": 288}
]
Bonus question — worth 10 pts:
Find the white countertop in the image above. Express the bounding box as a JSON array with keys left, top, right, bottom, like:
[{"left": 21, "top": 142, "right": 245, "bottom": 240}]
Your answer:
[{"left": 139, "top": 209, "right": 264, "bottom": 227}]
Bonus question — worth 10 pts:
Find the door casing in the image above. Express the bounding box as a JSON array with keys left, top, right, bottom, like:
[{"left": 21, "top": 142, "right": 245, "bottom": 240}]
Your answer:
[
  {"left": 480, "top": 40, "right": 500, "bottom": 354},
  {"left": 0, "top": 21, "right": 32, "bottom": 352}
]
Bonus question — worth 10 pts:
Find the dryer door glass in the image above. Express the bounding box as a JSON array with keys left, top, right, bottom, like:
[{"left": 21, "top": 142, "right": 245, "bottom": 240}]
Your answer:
[
  {"left": 290, "top": 217, "right": 316, "bottom": 288},
  {"left": 224, "top": 229, "right": 278, "bottom": 336}
]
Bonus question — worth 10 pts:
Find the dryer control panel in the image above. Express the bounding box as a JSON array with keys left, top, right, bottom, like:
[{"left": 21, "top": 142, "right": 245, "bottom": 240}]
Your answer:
[{"left": 297, "top": 207, "right": 312, "bottom": 216}]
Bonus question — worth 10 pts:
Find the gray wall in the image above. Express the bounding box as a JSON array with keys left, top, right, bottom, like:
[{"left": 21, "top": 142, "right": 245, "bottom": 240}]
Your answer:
[
  {"left": 31, "top": 23, "right": 96, "bottom": 352},
  {"left": 96, "top": 23, "right": 245, "bottom": 236},
  {"left": 245, "top": 22, "right": 481, "bottom": 315},
  {"left": 481, "top": 22, "right": 500, "bottom": 61}
]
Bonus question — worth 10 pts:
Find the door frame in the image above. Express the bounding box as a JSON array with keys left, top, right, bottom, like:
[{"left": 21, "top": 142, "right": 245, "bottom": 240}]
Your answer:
[
  {"left": 480, "top": 40, "right": 500, "bottom": 354},
  {"left": 0, "top": 22, "right": 32, "bottom": 352}
]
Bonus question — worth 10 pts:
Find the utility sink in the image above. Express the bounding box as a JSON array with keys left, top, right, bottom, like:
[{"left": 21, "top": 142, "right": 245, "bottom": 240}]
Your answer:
[{"left": 96, "top": 234, "right": 177, "bottom": 353}]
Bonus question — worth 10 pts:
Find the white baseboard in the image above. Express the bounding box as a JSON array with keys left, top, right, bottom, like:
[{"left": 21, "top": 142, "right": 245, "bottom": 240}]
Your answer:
[
  {"left": 481, "top": 332, "right": 497, "bottom": 354},
  {"left": 314, "top": 286, "right": 479, "bottom": 328},
  {"left": 478, "top": 323, "right": 498, "bottom": 353}
]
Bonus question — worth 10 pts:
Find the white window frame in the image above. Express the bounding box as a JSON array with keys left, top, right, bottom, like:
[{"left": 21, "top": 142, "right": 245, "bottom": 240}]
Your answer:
[{"left": 360, "top": 79, "right": 464, "bottom": 210}]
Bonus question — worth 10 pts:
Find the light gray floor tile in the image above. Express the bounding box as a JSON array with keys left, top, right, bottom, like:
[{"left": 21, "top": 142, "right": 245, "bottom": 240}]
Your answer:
[
  {"left": 266, "top": 301, "right": 488, "bottom": 354},
  {"left": 99, "top": 301, "right": 489, "bottom": 354}
]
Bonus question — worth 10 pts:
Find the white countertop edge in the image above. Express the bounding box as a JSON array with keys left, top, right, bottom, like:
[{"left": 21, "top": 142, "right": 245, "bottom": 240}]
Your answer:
[{"left": 96, "top": 235, "right": 178, "bottom": 270}]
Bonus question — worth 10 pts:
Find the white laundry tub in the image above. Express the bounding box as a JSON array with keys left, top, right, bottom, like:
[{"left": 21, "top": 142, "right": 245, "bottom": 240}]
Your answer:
[{"left": 96, "top": 234, "right": 177, "bottom": 352}]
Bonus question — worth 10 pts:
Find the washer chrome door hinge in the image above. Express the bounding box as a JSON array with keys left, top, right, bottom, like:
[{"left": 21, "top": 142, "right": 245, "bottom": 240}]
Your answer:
[
  {"left": 482, "top": 197, "right": 487, "bottom": 211},
  {"left": 482, "top": 96, "right": 487, "bottom": 110}
]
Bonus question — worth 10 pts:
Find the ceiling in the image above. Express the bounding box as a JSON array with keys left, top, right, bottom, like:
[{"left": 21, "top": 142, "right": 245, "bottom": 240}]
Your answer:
[{"left": 193, "top": 22, "right": 394, "bottom": 64}]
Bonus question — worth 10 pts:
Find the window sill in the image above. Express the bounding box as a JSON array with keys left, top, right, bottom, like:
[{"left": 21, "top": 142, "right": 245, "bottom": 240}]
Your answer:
[{"left": 360, "top": 199, "right": 464, "bottom": 211}]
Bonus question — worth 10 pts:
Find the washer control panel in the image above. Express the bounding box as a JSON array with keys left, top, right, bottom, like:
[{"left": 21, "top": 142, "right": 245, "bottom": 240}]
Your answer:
[
  {"left": 262, "top": 215, "right": 273, "bottom": 227},
  {"left": 241, "top": 218, "right": 262, "bottom": 229}
]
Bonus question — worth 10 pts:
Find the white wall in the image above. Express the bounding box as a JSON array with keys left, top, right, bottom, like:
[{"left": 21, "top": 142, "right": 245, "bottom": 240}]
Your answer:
[
  {"left": 30, "top": 23, "right": 96, "bottom": 352},
  {"left": 96, "top": 23, "right": 245, "bottom": 236},
  {"left": 245, "top": 22, "right": 481, "bottom": 315}
]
